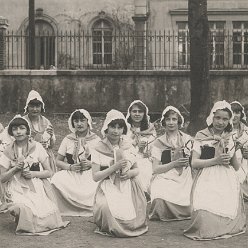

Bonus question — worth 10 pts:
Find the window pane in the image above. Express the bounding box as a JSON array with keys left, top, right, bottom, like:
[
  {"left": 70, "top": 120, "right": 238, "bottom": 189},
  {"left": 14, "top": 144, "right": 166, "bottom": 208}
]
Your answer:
[
  {"left": 93, "top": 54, "right": 102, "bottom": 64},
  {"left": 233, "top": 22, "right": 241, "bottom": 29},
  {"left": 92, "top": 20, "right": 113, "bottom": 65},
  {"left": 93, "top": 31, "right": 102, "bottom": 42},
  {"left": 93, "top": 43, "right": 102, "bottom": 53},
  {"left": 104, "top": 43, "right": 112, "bottom": 53},
  {"left": 233, "top": 44, "right": 241, "bottom": 53},
  {"left": 244, "top": 22, "right": 248, "bottom": 29},
  {"left": 104, "top": 54, "right": 112, "bottom": 64},
  {"left": 177, "top": 22, "right": 187, "bottom": 30},
  {"left": 233, "top": 55, "right": 241, "bottom": 64},
  {"left": 216, "top": 22, "right": 225, "bottom": 29}
]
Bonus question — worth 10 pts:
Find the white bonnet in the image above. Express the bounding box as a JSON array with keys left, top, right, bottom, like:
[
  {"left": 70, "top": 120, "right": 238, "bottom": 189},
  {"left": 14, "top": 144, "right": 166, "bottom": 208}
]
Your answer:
[
  {"left": 24, "top": 90, "right": 45, "bottom": 113},
  {"left": 101, "top": 109, "right": 130, "bottom": 137},
  {"left": 68, "top": 109, "right": 93, "bottom": 133},
  {"left": 126, "top": 100, "right": 150, "bottom": 123},
  {"left": 206, "top": 100, "right": 233, "bottom": 126},
  {"left": 160, "top": 106, "right": 184, "bottom": 128},
  {"left": 230, "top": 101, "right": 247, "bottom": 122},
  {"left": 7, "top": 114, "right": 31, "bottom": 137}
]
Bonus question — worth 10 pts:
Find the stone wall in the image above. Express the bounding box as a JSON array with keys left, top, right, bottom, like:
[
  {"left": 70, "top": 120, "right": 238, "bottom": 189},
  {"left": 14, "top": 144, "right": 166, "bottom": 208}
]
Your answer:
[{"left": 0, "top": 70, "right": 248, "bottom": 115}]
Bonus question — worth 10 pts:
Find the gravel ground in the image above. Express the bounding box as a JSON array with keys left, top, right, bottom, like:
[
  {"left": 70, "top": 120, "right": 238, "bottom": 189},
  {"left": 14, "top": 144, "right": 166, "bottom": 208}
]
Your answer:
[{"left": 0, "top": 204, "right": 247, "bottom": 248}]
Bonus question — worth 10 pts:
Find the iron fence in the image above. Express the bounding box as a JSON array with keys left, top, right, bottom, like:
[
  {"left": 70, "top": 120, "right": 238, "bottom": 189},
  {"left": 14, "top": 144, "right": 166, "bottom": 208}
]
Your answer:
[{"left": 4, "top": 30, "right": 248, "bottom": 70}]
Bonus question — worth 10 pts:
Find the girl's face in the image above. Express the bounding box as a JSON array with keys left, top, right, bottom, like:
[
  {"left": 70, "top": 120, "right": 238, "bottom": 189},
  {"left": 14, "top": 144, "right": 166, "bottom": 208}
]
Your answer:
[
  {"left": 12, "top": 125, "right": 28, "bottom": 141},
  {"left": 28, "top": 103, "right": 42, "bottom": 117},
  {"left": 212, "top": 109, "right": 230, "bottom": 133},
  {"left": 73, "top": 118, "right": 88, "bottom": 133},
  {"left": 232, "top": 111, "right": 241, "bottom": 125},
  {"left": 106, "top": 124, "right": 124, "bottom": 143},
  {"left": 164, "top": 113, "right": 179, "bottom": 132},
  {"left": 130, "top": 105, "right": 145, "bottom": 124}
]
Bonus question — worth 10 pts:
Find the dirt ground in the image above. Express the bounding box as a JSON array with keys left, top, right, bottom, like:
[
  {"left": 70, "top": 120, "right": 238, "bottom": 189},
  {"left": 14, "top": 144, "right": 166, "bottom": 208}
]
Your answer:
[
  {"left": 0, "top": 114, "right": 247, "bottom": 248},
  {"left": 0, "top": 204, "right": 247, "bottom": 248}
]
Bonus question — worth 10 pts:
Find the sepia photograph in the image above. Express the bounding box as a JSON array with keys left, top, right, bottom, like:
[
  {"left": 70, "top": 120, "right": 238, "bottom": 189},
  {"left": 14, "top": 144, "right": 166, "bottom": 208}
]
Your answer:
[{"left": 0, "top": 0, "right": 247, "bottom": 247}]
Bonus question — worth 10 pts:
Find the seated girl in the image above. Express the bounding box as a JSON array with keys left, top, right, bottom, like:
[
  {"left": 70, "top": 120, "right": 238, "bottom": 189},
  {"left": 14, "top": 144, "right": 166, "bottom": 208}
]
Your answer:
[
  {"left": 184, "top": 100, "right": 246, "bottom": 240},
  {"left": 0, "top": 125, "right": 14, "bottom": 213},
  {"left": 91, "top": 109, "right": 148, "bottom": 237},
  {"left": 149, "top": 106, "right": 193, "bottom": 221},
  {"left": 0, "top": 116, "right": 69, "bottom": 235},
  {"left": 231, "top": 101, "right": 248, "bottom": 201},
  {"left": 51, "top": 109, "right": 100, "bottom": 216},
  {"left": 23, "top": 90, "right": 57, "bottom": 173},
  {"left": 126, "top": 100, "right": 156, "bottom": 196}
]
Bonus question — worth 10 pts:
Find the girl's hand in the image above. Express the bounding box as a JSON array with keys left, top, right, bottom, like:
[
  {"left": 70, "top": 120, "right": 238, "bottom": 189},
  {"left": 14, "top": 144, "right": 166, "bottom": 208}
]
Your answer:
[
  {"left": 40, "top": 140, "right": 49, "bottom": 149},
  {"left": 242, "top": 147, "right": 248, "bottom": 159},
  {"left": 22, "top": 170, "right": 34, "bottom": 179},
  {"left": 120, "top": 170, "right": 132, "bottom": 180},
  {"left": 138, "top": 140, "right": 147, "bottom": 153},
  {"left": 216, "top": 153, "right": 231, "bottom": 167},
  {"left": 80, "top": 159, "right": 91, "bottom": 171},
  {"left": 15, "top": 161, "right": 24, "bottom": 171},
  {"left": 115, "top": 159, "right": 128, "bottom": 171},
  {"left": 46, "top": 126, "right": 54, "bottom": 136},
  {"left": 70, "top": 163, "right": 81, "bottom": 173},
  {"left": 143, "top": 150, "right": 151, "bottom": 158},
  {"left": 173, "top": 157, "right": 189, "bottom": 168}
]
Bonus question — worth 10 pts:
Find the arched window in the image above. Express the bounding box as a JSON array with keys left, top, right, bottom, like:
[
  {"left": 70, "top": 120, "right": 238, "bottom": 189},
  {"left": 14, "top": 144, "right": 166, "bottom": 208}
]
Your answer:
[
  {"left": 92, "top": 19, "right": 113, "bottom": 65},
  {"left": 26, "top": 20, "right": 55, "bottom": 69}
]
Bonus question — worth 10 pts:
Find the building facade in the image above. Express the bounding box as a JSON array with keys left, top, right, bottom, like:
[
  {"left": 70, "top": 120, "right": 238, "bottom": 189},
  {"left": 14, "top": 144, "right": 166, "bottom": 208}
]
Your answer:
[{"left": 1, "top": 0, "right": 248, "bottom": 70}]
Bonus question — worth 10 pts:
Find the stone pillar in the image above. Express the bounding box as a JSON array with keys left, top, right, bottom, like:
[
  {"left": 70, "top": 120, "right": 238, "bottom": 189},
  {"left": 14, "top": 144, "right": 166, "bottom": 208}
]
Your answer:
[
  {"left": 0, "top": 17, "right": 8, "bottom": 70},
  {"left": 132, "top": 0, "right": 149, "bottom": 70}
]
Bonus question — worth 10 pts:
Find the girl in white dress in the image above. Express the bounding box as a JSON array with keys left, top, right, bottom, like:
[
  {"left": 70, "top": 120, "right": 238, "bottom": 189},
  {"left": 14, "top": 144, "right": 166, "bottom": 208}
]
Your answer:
[
  {"left": 184, "top": 100, "right": 246, "bottom": 240},
  {"left": 91, "top": 109, "right": 148, "bottom": 237},
  {"left": 231, "top": 101, "right": 248, "bottom": 201},
  {"left": 126, "top": 100, "right": 156, "bottom": 196},
  {"left": 0, "top": 125, "right": 13, "bottom": 213},
  {"left": 51, "top": 109, "right": 100, "bottom": 216},
  {"left": 149, "top": 106, "right": 193, "bottom": 221},
  {"left": 23, "top": 90, "right": 57, "bottom": 173},
  {"left": 0, "top": 116, "right": 68, "bottom": 235}
]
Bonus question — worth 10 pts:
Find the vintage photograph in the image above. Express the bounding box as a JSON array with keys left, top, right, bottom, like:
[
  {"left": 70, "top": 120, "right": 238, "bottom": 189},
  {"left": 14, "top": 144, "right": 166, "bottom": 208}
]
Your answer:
[{"left": 0, "top": 1, "right": 247, "bottom": 247}]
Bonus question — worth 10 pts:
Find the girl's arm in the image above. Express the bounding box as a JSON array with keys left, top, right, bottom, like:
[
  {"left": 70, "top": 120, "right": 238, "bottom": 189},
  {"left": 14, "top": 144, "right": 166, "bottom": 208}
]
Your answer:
[
  {"left": 56, "top": 153, "right": 71, "bottom": 170},
  {"left": 120, "top": 162, "right": 139, "bottom": 180},
  {"left": 56, "top": 154, "right": 81, "bottom": 172},
  {"left": 152, "top": 157, "right": 189, "bottom": 174},
  {"left": 191, "top": 150, "right": 230, "bottom": 169},
  {"left": 0, "top": 164, "right": 21, "bottom": 183},
  {"left": 91, "top": 160, "right": 124, "bottom": 182},
  {"left": 230, "top": 152, "right": 240, "bottom": 171},
  {"left": 152, "top": 158, "right": 175, "bottom": 174},
  {"left": 22, "top": 157, "right": 51, "bottom": 179},
  {"left": 50, "top": 134, "right": 56, "bottom": 148}
]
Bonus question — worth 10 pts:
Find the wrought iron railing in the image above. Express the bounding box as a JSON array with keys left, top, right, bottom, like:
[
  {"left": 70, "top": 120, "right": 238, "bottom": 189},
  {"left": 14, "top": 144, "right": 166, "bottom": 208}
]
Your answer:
[{"left": 4, "top": 30, "right": 248, "bottom": 70}]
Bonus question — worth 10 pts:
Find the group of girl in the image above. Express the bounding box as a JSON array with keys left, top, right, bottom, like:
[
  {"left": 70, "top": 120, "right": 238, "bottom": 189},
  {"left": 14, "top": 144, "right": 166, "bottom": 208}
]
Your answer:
[{"left": 0, "top": 90, "right": 247, "bottom": 240}]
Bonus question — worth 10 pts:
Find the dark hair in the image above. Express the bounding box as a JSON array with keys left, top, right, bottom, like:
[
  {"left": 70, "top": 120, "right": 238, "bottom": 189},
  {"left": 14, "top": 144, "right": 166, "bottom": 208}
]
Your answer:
[
  {"left": 28, "top": 99, "right": 44, "bottom": 113},
  {"left": 127, "top": 102, "right": 149, "bottom": 131},
  {"left": 209, "top": 107, "right": 233, "bottom": 132},
  {"left": 71, "top": 111, "right": 88, "bottom": 128},
  {"left": 105, "top": 119, "right": 127, "bottom": 135},
  {"left": 231, "top": 102, "right": 245, "bottom": 120},
  {"left": 8, "top": 117, "right": 30, "bottom": 136},
  {"left": 161, "top": 110, "right": 183, "bottom": 127}
]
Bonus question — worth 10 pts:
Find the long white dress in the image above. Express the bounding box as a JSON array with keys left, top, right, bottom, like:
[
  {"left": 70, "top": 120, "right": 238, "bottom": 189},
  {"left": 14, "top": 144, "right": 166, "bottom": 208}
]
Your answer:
[
  {"left": 126, "top": 125, "right": 156, "bottom": 193},
  {"left": 149, "top": 131, "right": 193, "bottom": 221},
  {"left": 51, "top": 132, "right": 100, "bottom": 216},
  {"left": 91, "top": 137, "right": 148, "bottom": 237},
  {"left": 0, "top": 141, "right": 68, "bottom": 235},
  {"left": 233, "top": 123, "right": 248, "bottom": 200},
  {"left": 184, "top": 128, "right": 246, "bottom": 240}
]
